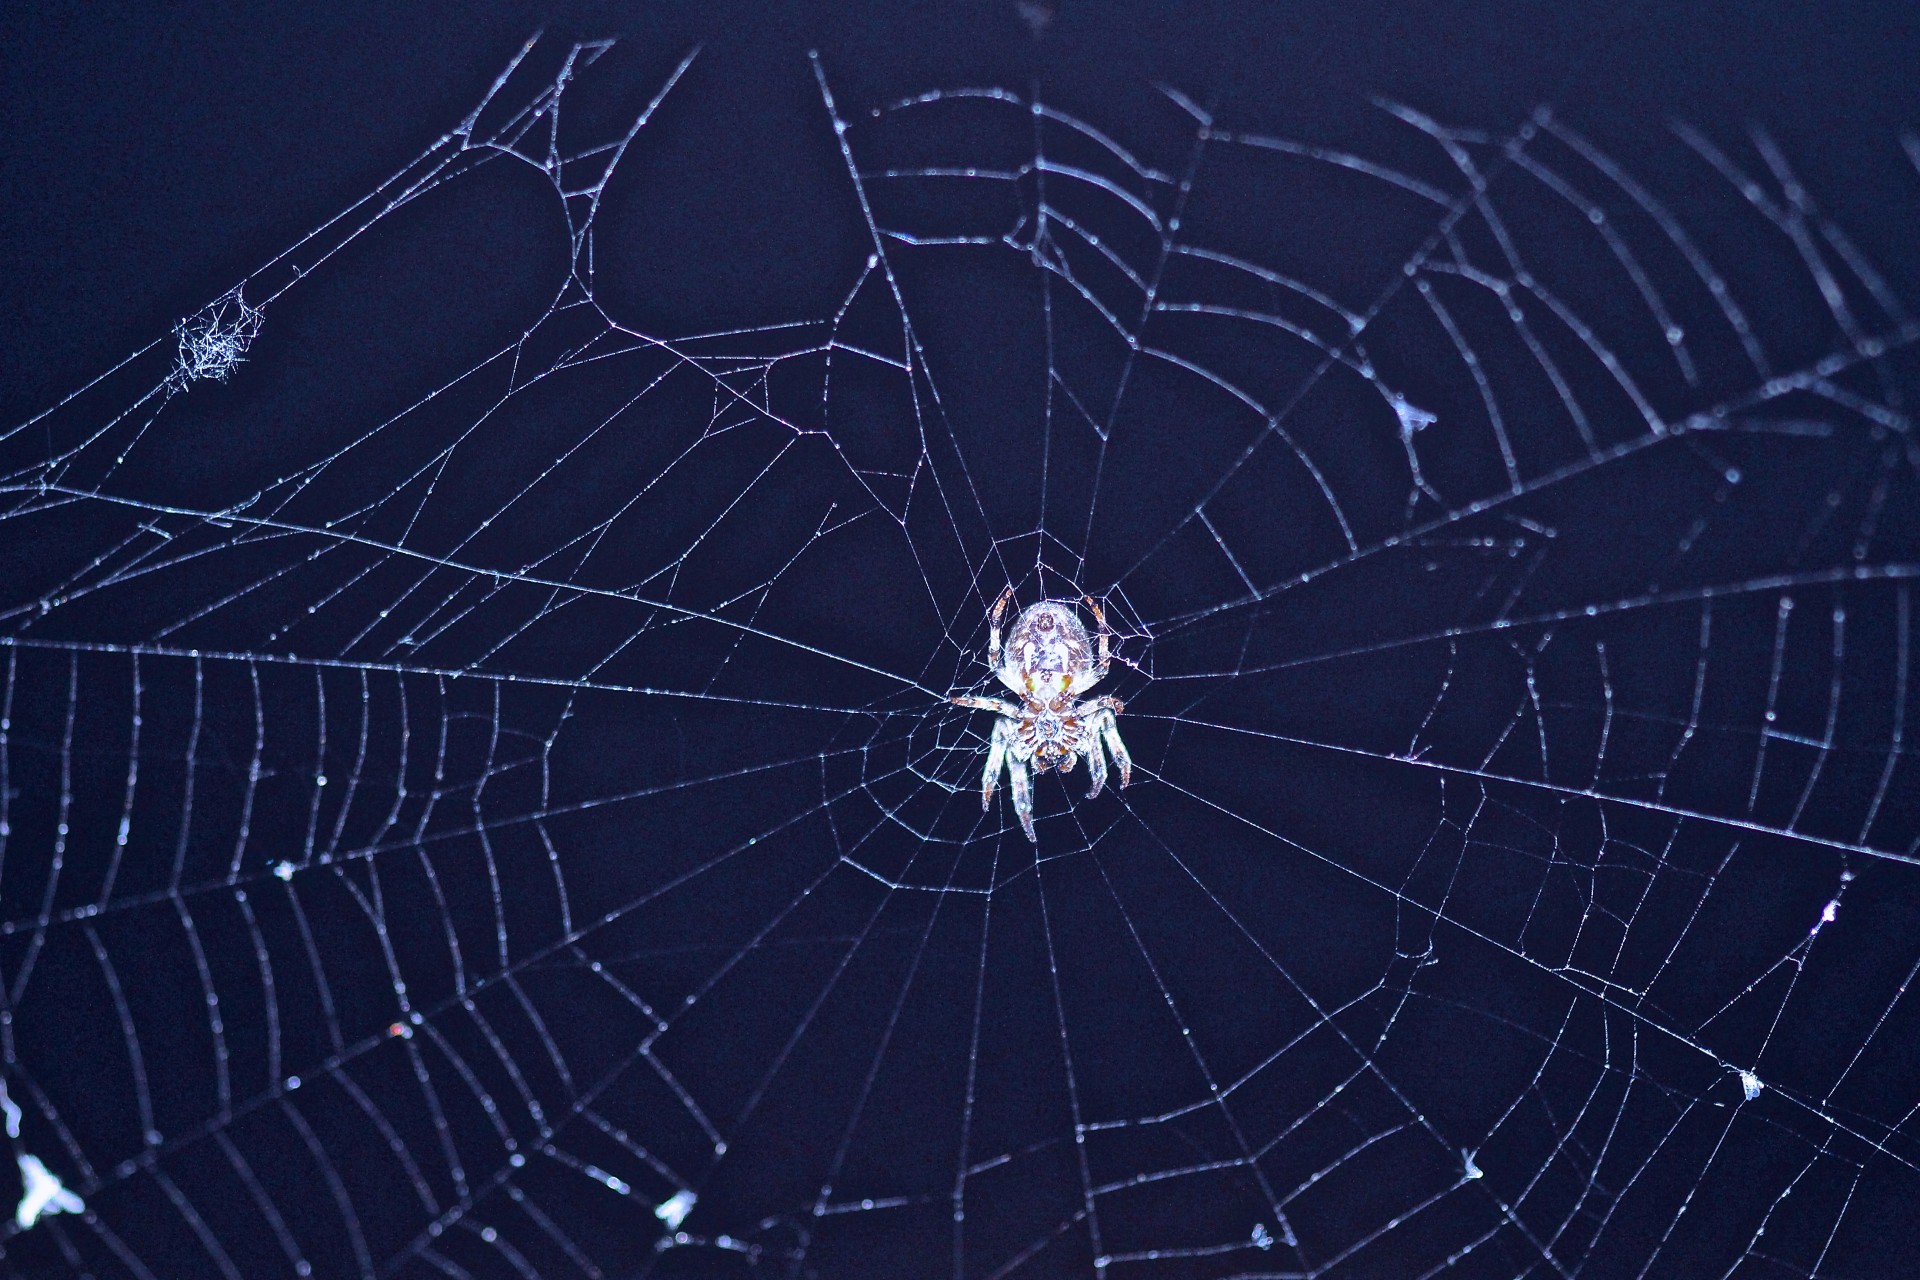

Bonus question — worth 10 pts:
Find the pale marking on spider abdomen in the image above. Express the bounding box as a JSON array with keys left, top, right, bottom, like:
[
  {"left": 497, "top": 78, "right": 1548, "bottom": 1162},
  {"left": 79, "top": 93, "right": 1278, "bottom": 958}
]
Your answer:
[{"left": 1005, "top": 601, "right": 1092, "bottom": 679}]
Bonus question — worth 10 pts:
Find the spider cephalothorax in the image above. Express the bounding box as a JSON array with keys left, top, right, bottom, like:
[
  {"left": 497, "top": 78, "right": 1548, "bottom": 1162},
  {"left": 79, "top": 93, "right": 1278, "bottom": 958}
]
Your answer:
[{"left": 952, "top": 588, "right": 1133, "bottom": 842}]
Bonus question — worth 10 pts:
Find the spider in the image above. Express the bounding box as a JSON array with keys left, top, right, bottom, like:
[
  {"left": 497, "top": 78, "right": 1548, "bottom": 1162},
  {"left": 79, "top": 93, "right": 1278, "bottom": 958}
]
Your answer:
[{"left": 952, "top": 588, "right": 1133, "bottom": 842}]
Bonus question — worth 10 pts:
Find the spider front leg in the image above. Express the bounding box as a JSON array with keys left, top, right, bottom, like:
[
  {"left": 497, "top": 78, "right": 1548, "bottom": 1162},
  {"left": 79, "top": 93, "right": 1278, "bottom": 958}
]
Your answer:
[
  {"left": 1070, "top": 595, "right": 1111, "bottom": 694},
  {"left": 987, "top": 587, "right": 1016, "bottom": 670}
]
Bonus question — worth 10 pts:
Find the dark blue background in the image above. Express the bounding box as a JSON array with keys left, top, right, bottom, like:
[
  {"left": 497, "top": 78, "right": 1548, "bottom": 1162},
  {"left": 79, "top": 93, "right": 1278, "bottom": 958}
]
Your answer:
[{"left": 4, "top": 3, "right": 1919, "bottom": 1278}]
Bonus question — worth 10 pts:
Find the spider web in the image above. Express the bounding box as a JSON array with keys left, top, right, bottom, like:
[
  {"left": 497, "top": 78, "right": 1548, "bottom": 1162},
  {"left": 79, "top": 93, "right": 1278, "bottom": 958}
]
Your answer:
[{"left": 3, "top": 28, "right": 1919, "bottom": 1280}]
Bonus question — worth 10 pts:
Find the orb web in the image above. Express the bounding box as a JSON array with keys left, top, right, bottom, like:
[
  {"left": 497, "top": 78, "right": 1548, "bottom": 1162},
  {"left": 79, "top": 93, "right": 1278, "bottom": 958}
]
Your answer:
[{"left": 2, "top": 32, "right": 1918, "bottom": 1280}]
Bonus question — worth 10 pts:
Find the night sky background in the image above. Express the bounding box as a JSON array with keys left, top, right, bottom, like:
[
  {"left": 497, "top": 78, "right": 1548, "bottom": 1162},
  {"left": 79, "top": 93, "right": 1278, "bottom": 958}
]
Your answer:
[{"left": 4, "top": 2, "right": 1920, "bottom": 1278}]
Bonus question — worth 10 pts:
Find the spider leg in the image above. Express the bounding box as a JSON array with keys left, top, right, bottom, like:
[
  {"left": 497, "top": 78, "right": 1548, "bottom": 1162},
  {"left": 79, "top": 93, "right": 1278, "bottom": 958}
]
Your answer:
[
  {"left": 1070, "top": 595, "right": 1112, "bottom": 695},
  {"left": 988, "top": 586, "right": 1016, "bottom": 670},
  {"left": 1007, "top": 746, "right": 1036, "bottom": 842},
  {"left": 980, "top": 716, "right": 1014, "bottom": 810},
  {"left": 1084, "top": 722, "right": 1109, "bottom": 799},
  {"left": 1075, "top": 702, "right": 1128, "bottom": 790},
  {"left": 951, "top": 695, "right": 1016, "bottom": 714},
  {"left": 1084, "top": 595, "right": 1110, "bottom": 663},
  {"left": 1083, "top": 698, "right": 1132, "bottom": 790}
]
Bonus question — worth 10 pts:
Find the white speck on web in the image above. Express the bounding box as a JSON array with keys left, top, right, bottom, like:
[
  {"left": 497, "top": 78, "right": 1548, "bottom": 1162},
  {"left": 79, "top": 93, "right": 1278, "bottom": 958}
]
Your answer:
[
  {"left": 15, "top": 1154, "right": 84, "bottom": 1230},
  {"left": 656, "top": 1189, "right": 696, "bottom": 1230}
]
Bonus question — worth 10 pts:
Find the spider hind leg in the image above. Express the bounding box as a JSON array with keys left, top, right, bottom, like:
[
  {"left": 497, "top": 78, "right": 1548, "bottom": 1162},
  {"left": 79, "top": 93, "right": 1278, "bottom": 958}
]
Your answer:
[
  {"left": 980, "top": 721, "right": 1009, "bottom": 809},
  {"left": 1007, "top": 750, "right": 1035, "bottom": 842},
  {"left": 1084, "top": 729, "right": 1109, "bottom": 799},
  {"left": 1083, "top": 698, "right": 1132, "bottom": 791}
]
